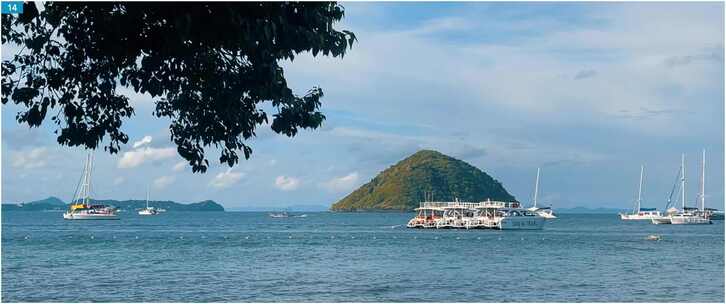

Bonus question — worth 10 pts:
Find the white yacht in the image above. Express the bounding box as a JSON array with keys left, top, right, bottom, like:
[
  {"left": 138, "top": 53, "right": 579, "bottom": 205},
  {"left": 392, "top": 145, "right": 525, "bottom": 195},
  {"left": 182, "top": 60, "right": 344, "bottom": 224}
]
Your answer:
[
  {"left": 63, "top": 154, "right": 119, "bottom": 220},
  {"left": 138, "top": 187, "right": 159, "bottom": 216},
  {"left": 526, "top": 168, "right": 557, "bottom": 219},
  {"left": 620, "top": 165, "right": 662, "bottom": 220}
]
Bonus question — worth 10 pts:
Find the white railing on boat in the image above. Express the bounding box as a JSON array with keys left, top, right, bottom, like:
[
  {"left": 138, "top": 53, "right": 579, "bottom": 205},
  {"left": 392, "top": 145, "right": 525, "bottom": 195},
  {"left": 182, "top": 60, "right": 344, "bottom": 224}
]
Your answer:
[{"left": 417, "top": 200, "right": 519, "bottom": 210}]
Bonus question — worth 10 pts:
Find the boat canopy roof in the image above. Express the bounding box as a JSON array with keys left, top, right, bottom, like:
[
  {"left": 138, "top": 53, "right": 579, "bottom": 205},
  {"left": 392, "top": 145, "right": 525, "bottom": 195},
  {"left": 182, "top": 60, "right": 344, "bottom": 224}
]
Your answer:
[{"left": 639, "top": 208, "right": 657, "bottom": 211}]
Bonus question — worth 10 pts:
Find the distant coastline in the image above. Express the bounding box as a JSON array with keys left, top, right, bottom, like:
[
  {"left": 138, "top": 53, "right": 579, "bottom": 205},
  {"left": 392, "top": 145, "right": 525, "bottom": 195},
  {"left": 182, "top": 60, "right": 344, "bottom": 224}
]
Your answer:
[{"left": 2, "top": 196, "right": 225, "bottom": 212}]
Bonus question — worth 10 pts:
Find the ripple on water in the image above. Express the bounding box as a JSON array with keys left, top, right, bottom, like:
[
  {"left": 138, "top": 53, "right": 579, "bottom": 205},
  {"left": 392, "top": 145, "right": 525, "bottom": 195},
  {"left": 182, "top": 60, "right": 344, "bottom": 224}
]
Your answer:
[{"left": 1, "top": 212, "right": 724, "bottom": 302}]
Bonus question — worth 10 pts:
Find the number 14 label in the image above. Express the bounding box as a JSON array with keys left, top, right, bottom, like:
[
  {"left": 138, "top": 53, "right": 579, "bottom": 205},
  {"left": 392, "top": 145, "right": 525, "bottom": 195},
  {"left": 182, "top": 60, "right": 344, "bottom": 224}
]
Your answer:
[{"left": 2, "top": 2, "right": 24, "bottom": 14}]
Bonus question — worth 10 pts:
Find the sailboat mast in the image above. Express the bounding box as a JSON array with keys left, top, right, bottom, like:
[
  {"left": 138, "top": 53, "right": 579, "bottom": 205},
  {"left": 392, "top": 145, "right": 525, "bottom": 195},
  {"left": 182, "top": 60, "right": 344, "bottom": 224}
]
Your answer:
[
  {"left": 533, "top": 168, "right": 540, "bottom": 208},
  {"left": 146, "top": 186, "right": 150, "bottom": 209},
  {"left": 681, "top": 153, "right": 686, "bottom": 210},
  {"left": 88, "top": 153, "right": 94, "bottom": 205},
  {"left": 637, "top": 165, "right": 644, "bottom": 212},
  {"left": 700, "top": 149, "right": 705, "bottom": 212},
  {"left": 81, "top": 153, "right": 93, "bottom": 206}
]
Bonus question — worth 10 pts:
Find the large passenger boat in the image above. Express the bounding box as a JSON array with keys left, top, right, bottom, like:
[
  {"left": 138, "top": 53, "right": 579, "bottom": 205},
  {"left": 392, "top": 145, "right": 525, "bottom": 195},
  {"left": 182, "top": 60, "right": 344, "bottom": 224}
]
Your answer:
[{"left": 407, "top": 199, "right": 545, "bottom": 230}]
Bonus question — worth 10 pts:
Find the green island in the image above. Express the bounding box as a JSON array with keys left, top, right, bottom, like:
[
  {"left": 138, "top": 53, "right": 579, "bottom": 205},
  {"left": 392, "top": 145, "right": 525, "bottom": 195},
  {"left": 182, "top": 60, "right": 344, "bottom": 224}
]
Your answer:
[
  {"left": 2, "top": 197, "right": 224, "bottom": 212},
  {"left": 330, "top": 150, "right": 516, "bottom": 212}
]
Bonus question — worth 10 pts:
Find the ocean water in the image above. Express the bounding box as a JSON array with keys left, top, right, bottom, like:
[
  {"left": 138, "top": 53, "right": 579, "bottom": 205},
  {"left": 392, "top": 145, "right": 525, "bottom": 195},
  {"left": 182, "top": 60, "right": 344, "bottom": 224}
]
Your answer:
[{"left": 2, "top": 211, "right": 724, "bottom": 302}]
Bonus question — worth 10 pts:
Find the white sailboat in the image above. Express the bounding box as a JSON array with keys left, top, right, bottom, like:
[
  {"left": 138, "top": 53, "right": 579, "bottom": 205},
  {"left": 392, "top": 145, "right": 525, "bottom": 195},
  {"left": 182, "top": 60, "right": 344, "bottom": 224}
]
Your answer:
[
  {"left": 526, "top": 168, "right": 557, "bottom": 219},
  {"left": 652, "top": 152, "right": 711, "bottom": 225},
  {"left": 138, "top": 186, "right": 159, "bottom": 216},
  {"left": 669, "top": 150, "right": 711, "bottom": 225},
  {"left": 63, "top": 153, "right": 119, "bottom": 220},
  {"left": 619, "top": 165, "right": 661, "bottom": 220}
]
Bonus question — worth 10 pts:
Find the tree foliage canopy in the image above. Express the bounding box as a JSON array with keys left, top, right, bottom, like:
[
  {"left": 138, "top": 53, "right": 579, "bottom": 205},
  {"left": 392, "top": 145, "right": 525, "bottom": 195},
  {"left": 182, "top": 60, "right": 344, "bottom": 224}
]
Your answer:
[{"left": 1, "top": 2, "right": 355, "bottom": 172}]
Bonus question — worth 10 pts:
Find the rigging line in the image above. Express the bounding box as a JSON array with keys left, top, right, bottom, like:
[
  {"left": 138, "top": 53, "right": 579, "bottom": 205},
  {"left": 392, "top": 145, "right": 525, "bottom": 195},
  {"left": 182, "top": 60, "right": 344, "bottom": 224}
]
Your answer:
[
  {"left": 70, "top": 154, "right": 87, "bottom": 204},
  {"left": 665, "top": 167, "right": 681, "bottom": 210}
]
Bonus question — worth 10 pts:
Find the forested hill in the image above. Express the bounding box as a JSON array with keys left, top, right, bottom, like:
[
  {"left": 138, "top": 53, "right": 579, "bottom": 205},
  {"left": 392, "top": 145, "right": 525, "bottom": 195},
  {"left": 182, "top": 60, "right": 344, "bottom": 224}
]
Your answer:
[{"left": 330, "top": 150, "right": 515, "bottom": 211}]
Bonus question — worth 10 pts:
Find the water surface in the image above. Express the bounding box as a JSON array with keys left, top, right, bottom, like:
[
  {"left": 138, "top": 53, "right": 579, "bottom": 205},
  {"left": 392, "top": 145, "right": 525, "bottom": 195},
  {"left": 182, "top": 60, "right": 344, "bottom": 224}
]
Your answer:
[{"left": 2, "top": 212, "right": 724, "bottom": 302}]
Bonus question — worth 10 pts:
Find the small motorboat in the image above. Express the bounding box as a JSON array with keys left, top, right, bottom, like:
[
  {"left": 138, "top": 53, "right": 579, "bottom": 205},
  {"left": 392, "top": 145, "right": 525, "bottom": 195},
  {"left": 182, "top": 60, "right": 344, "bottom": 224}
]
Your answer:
[
  {"left": 646, "top": 234, "right": 662, "bottom": 241},
  {"left": 269, "top": 211, "right": 289, "bottom": 218}
]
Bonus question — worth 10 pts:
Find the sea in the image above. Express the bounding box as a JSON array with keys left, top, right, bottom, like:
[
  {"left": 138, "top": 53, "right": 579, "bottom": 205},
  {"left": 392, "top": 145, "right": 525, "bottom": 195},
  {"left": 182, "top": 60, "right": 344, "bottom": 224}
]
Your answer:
[{"left": 2, "top": 211, "right": 724, "bottom": 302}]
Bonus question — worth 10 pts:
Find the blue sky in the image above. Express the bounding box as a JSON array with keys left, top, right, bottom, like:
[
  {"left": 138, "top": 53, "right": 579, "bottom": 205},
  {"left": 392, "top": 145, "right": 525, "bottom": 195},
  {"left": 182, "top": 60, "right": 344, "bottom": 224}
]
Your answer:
[{"left": 2, "top": 2, "right": 724, "bottom": 211}]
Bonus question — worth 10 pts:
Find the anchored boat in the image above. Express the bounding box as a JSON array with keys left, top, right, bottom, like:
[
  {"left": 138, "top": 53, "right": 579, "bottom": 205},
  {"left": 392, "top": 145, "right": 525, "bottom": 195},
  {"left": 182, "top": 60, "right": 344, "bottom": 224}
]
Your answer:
[
  {"left": 138, "top": 187, "right": 160, "bottom": 216},
  {"left": 269, "top": 211, "right": 289, "bottom": 218},
  {"left": 620, "top": 165, "right": 662, "bottom": 220},
  {"left": 407, "top": 200, "right": 545, "bottom": 230},
  {"left": 526, "top": 168, "right": 557, "bottom": 219},
  {"left": 651, "top": 151, "right": 711, "bottom": 225},
  {"left": 63, "top": 153, "right": 119, "bottom": 220}
]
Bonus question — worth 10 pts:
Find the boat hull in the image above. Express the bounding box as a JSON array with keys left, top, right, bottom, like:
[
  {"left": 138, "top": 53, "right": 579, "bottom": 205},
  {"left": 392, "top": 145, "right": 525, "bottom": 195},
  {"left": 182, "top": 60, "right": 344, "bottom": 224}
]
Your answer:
[
  {"left": 650, "top": 217, "right": 672, "bottom": 224},
  {"left": 620, "top": 213, "right": 662, "bottom": 220},
  {"left": 670, "top": 216, "right": 711, "bottom": 225},
  {"left": 537, "top": 212, "right": 557, "bottom": 219},
  {"left": 138, "top": 208, "right": 159, "bottom": 216},
  {"left": 63, "top": 212, "right": 119, "bottom": 220},
  {"left": 498, "top": 216, "right": 545, "bottom": 230}
]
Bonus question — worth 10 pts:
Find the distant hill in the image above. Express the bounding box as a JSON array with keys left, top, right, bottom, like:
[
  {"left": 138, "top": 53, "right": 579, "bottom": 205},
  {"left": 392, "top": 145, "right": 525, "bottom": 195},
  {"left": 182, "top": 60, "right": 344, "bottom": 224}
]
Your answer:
[
  {"left": 1, "top": 196, "right": 68, "bottom": 211},
  {"left": 557, "top": 207, "right": 625, "bottom": 214},
  {"left": 286, "top": 204, "right": 329, "bottom": 212},
  {"left": 2, "top": 197, "right": 225, "bottom": 211},
  {"left": 228, "top": 204, "right": 329, "bottom": 212},
  {"left": 28, "top": 196, "right": 66, "bottom": 206},
  {"left": 330, "top": 150, "right": 515, "bottom": 212}
]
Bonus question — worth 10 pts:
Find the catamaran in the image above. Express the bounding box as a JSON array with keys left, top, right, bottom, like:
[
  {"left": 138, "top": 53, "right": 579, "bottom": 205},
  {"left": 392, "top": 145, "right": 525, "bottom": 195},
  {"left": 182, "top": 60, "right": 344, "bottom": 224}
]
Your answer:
[
  {"left": 619, "top": 165, "right": 662, "bottom": 220},
  {"left": 651, "top": 152, "right": 711, "bottom": 225},
  {"left": 526, "top": 168, "right": 557, "bottom": 219},
  {"left": 63, "top": 153, "right": 119, "bottom": 220},
  {"left": 138, "top": 187, "right": 159, "bottom": 216}
]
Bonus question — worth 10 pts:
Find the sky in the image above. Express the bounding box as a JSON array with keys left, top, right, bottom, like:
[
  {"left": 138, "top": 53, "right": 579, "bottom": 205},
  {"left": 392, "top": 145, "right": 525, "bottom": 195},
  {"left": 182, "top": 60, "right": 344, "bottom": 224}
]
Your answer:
[{"left": 1, "top": 2, "right": 724, "bottom": 211}]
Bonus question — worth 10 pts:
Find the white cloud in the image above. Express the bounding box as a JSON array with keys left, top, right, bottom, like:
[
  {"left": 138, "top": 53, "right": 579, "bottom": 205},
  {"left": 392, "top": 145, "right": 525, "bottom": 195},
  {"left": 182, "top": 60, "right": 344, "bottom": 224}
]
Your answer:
[
  {"left": 132, "top": 135, "right": 153, "bottom": 148},
  {"left": 284, "top": 3, "right": 723, "bottom": 137},
  {"left": 209, "top": 169, "right": 244, "bottom": 189},
  {"left": 322, "top": 172, "right": 360, "bottom": 192},
  {"left": 117, "top": 147, "right": 176, "bottom": 168},
  {"left": 274, "top": 175, "right": 301, "bottom": 191},
  {"left": 113, "top": 177, "right": 125, "bottom": 185},
  {"left": 11, "top": 147, "right": 49, "bottom": 169},
  {"left": 172, "top": 161, "right": 187, "bottom": 172},
  {"left": 153, "top": 175, "right": 175, "bottom": 189}
]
